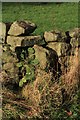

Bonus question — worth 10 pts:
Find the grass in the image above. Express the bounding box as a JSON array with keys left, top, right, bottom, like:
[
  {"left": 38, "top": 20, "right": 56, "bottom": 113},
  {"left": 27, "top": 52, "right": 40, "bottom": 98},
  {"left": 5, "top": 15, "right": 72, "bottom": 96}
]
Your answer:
[{"left": 2, "top": 2, "right": 78, "bottom": 35}]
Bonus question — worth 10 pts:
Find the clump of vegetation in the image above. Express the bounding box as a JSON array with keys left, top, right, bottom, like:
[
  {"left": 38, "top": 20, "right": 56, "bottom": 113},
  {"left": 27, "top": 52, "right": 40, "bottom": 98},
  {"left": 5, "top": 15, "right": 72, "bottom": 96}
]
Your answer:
[{"left": 17, "top": 47, "right": 39, "bottom": 87}]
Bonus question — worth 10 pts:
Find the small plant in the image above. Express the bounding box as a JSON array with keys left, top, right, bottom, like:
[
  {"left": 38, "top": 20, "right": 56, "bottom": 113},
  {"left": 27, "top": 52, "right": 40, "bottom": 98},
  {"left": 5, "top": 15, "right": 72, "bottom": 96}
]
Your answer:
[
  {"left": 19, "top": 65, "right": 35, "bottom": 87},
  {"left": 18, "top": 47, "right": 39, "bottom": 87}
]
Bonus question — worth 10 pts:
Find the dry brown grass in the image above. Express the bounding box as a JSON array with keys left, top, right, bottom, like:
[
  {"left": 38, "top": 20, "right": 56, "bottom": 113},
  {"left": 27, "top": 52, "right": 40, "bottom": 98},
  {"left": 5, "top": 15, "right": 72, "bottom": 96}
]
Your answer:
[
  {"left": 61, "top": 47, "right": 79, "bottom": 96},
  {"left": 21, "top": 48, "right": 79, "bottom": 117}
]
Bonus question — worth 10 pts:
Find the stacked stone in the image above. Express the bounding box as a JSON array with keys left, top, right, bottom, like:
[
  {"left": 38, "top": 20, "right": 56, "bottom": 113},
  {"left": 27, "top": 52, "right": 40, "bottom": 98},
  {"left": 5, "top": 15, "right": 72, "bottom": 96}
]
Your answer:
[
  {"left": 0, "top": 20, "right": 79, "bottom": 76},
  {"left": 44, "top": 28, "right": 79, "bottom": 73},
  {"left": 0, "top": 20, "right": 79, "bottom": 108}
]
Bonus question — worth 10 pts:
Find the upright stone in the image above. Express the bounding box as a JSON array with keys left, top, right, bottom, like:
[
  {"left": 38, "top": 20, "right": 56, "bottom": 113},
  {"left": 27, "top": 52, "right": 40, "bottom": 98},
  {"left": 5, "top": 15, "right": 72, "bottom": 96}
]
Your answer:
[
  {"left": 33, "top": 45, "right": 58, "bottom": 70},
  {"left": 33, "top": 45, "right": 49, "bottom": 69}
]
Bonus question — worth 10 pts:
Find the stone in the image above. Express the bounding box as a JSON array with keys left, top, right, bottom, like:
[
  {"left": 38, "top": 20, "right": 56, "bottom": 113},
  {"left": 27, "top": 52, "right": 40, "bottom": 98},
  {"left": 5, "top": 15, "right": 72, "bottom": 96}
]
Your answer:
[
  {"left": 70, "top": 37, "right": 79, "bottom": 55},
  {"left": 8, "top": 20, "right": 37, "bottom": 36},
  {"left": 47, "top": 42, "right": 71, "bottom": 57},
  {"left": 69, "top": 28, "right": 80, "bottom": 38},
  {"left": 33, "top": 45, "right": 58, "bottom": 70},
  {"left": 0, "top": 22, "right": 6, "bottom": 43},
  {"left": 33, "top": 45, "right": 49, "bottom": 69},
  {"left": 21, "top": 35, "right": 45, "bottom": 47},
  {"left": 7, "top": 35, "right": 45, "bottom": 51},
  {"left": 7, "top": 36, "right": 24, "bottom": 51},
  {"left": 2, "top": 49, "right": 19, "bottom": 86},
  {"left": 44, "top": 30, "right": 62, "bottom": 42},
  {"left": 70, "top": 37, "right": 79, "bottom": 48},
  {"left": 59, "top": 56, "right": 70, "bottom": 74}
]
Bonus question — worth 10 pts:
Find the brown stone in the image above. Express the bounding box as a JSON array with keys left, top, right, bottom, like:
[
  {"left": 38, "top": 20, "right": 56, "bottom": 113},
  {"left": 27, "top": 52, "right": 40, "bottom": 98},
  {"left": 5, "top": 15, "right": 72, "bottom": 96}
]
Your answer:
[
  {"left": 7, "top": 36, "right": 24, "bottom": 51},
  {"left": 69, "top": 28, "right": 80, "bottom": 38},
  {"left": 7, "top": 35, "right": 45, "bottom": 51},
  {"left": 47, "top": 42, "right": 71, "bottom": 57},
  {"left": 0, "top": 22, "right": 6, "bottom": 43},
  {"left": 33, "top": 45, "right": 49, "bottom": 69},
  {"left": 44, "top": 30, "right": 62, "bottom": 42},
  {"left": 8, "top": 21, "right": 37, "bottom": 36}
]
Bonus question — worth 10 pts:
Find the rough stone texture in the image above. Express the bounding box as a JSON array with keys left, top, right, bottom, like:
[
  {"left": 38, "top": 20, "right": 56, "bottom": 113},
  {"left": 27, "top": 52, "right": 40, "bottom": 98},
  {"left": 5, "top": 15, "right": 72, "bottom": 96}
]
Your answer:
[
  {"left": 70, "top": 37, "right": 79, "bottom": 55},
  {"left": 0, "top": 22, "right": 6, "bottom": 43},
  {"left": 2, "top": 47, "right": 19, "bottom": 86},
  {"left": 47, "top": 42, "right": 71, "bottom": 57},
  {"left": 69, "top": 28, "right": 80, "bottom": 38},
  {"left": 7, "top": 36, "right": 24, "bottom": 51},
  {"left": 0, "top": 44, "right": 2, "bottom": 71},
  {"left": 71, "top": 37, "right": 79, "bottom": 47},
  {"left": 33, "top": 45, "right": 58, "bottom": 71},
  {"left": 59, "top": 56, "right": 70, "bottom": 74},
  {"left": 8, "top": 21, "right": 37, "bottom": 36},
  {"left": 21, "top": 35, "right": 45, "bottom": 47},
  {"left": 33, "top": 45, "right": 49, "bottom": 69},
  {"left": 7, "top": 35, "right": 45, "bottom": 51},
  {"left": 44, "top": 30, "right": 62, "bottom": 42}
]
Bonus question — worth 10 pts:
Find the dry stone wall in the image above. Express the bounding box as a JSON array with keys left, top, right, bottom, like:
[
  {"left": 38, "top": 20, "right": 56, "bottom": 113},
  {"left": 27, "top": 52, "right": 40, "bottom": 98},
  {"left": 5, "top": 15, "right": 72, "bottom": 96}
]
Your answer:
[
  {"left": 1, "top": 20, "right": 80, "bottom": 118},
  {"left": 0, "top": 20, "right": 80, "bottom": 81}
]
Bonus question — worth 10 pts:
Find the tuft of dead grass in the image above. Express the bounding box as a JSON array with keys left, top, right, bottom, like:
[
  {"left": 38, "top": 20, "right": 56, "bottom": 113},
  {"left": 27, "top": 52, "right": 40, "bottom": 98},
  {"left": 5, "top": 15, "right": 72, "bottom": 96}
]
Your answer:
[{"left": 61, "top": 47, "right": 79, "bottom": 97}]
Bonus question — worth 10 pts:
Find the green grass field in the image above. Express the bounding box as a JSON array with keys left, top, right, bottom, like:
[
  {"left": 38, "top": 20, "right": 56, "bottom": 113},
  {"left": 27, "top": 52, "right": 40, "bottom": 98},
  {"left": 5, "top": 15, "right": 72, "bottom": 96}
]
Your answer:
[{"left": 2, "top": 2, "right": 78, "bottom": 35}]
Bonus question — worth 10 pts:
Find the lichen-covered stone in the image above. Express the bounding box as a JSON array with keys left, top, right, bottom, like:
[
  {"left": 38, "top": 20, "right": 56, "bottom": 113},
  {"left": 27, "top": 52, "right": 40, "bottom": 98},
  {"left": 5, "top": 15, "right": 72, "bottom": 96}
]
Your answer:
[
  {"left": 2, "top": 45, "right": 19, "bottom": 86},
  {"left": 6, "top": 36, "right": 24, "bottom": 51},
  {"left": 47, "top": 42, "right": 71, "bottom": 57},
  {"left": 44, "top": 30, "right": 62, "bottom": 42},
  {"left": 7, "top": 35, "right": 45, "bottom": 51},
  {"left": 33, "top": 45, "right": 58, "bottom": 71},
  {"left": 8, "top": 21, "right": 37, "bottom": 36},
  {"left": 21, "top": 35, "right": 45, "bottom": 47},
  {"left": 69, "top": 28, "right": 80, "bottom": 38},
  {"left": 33, "top": 45, "right": 49, "bottom": 69},
  {"left": 70, "top": 37, "right": 79, "bottom": 55},
  {"left": 0, "top": 22, "right": 6, "bottom": 43}
]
